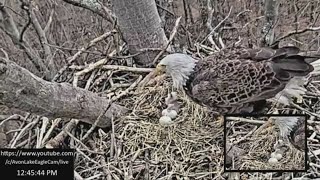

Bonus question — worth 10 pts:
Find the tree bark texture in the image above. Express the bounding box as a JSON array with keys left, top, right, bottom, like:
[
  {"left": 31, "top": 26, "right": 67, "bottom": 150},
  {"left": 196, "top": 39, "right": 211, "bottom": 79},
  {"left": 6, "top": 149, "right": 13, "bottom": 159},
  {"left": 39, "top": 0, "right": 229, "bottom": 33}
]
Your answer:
[
  {"left": 111, "top": 0, "right": 168, "bottom": 66},
  {"left": 262, "top": 0, "right": 279, "bottom": 46},
  {"left": 0, "top": 58, "right": 127, "bottom": 128}
]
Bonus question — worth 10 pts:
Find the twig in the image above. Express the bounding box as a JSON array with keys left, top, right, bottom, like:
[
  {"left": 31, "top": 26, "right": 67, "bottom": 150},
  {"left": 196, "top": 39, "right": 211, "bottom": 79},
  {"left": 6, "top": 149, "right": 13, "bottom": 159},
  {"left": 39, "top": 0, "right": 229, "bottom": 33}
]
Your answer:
[
  {"left": 310, "top": 162, "right": 320, "bottom": 169},
  {"left": 201, "top": 7, "right": 233, "bottom": 44},
  {"left": 45, "top": 119, "right": 78, "bottom": 148},
  {"left": 75, "top": 148, "right": 100, "bottom": 165},
  {"left": 28, "top": 1, "right": 56, "bottom": 75},
  {"left": 41, "top": 118, "right": 61, "bottom": 146},
  {"left": 10, "top": 117, "right": 40, "bottom": 148},
  {"left": 102, "top": 65, "right": 153, "bottom": 73},
  {"left": 45, "top": 43, "right": 103, "bottom": 55},
  {"left": 65, "top": 130, "right": 92, "bottom": 152},
  {"left": 44, "top": 9, "right": 54, "bottom": 33},
  {"left": 100, "top": 156, "right": 113, "bottom": 179},
  {"left": 62, "top": 0, "right": 115, "bottom": 23},
  {"left": 70, "top": 64, "right": 154, "bottom": 73},
  {"left": 290, "top": 102, "right": 320, "bottom": 118},
  {"left": 112, "top": 76, "right": 143, "bottom": 101},
  {"left": 271, "top": 26, "right": 320, "bottom": 46},
  {"left": 152, "top": 16, "right": 182, "bottom": 65},
  {"left": 36, "top": 117, "right": 49, "bottom": 148},
  {"left": 74, "top": 171, "right": 84, "bottom": 180},
  {"left": 205, "top": 0, "right": 220, "bottom": 51},
  {"left": 225, "top": 117, "right": 266, "bottom": 124},
  {"left": 110, "top": 117, "right": 116, "bottom": 158},
  {"left": 53, "top": 30, "right": 116, "bottom": 82},
  {"left": 0, "top": 48, "right": 9, "bottom": 60},
  {"left": 72, "top": 58, "right": 108, "bottom": 87},
  {"left": 0, "top": 2, "right": 48, "bottom": 77},
  {"left": 232, "top": 126, "right": 257, "bottom": 145},
  {"left": 19, "top": 0, "right": 31, "bottom": 42},
  {"left": 84, "top": 69, "right": 96, "bottom": 90},
  {"left": 80, "top": 102, "right": 112, "bottom": 142},
  {"left": 0, "top": 114, "right": 24, "bottom": 128},
  {"left": 16, "top": 134, "right": 36, "bottom": 148},
  {"left": 72, "top": 43, "right": 125, "bottom": 86},
  {"left": 98, "top": 83, "right": 131, "bottom": 94}
]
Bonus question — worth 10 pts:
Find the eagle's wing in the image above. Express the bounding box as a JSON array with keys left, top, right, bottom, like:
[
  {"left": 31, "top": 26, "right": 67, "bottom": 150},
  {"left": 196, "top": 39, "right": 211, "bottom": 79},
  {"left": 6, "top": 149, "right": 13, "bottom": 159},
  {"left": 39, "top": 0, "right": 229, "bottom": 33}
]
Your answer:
[
  {"left": 288, "top": 117, "right": 306, "bottom": 151},
  {"left": 239, "top": 46, "right": 300, "bottom": 61},
  {"left": 187, "top": 59, "right": 283, "bottom": 109},
  {"left": 186, "top": 47, "right": 313, "bottom": 111}
]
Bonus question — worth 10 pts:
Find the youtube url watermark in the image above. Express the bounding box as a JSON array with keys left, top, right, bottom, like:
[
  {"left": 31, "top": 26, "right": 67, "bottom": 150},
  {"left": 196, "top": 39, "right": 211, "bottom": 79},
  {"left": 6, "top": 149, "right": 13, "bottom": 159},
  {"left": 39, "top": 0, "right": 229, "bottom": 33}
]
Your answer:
[
  {"left": 5, "top": 159, "right": 70, "bottom": 166},
  {"left": 0, "top": 149, "right": 74, "bottom": 178},
  {"left": 0, "top": 150, "right": 74, "bottom": 158}
]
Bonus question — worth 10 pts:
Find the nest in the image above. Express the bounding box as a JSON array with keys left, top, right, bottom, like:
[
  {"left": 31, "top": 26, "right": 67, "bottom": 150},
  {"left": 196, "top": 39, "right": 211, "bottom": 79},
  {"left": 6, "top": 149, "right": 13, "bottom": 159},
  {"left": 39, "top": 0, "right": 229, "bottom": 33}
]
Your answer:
[
  {"left": 225, "top": 116, "right": 305, "bottom": 171},
  {"left": 93, "top": 80, "right": 226, "bottom": 179},
  {"left": 73, "top": 77, "right": 320, "bottom": 179}
]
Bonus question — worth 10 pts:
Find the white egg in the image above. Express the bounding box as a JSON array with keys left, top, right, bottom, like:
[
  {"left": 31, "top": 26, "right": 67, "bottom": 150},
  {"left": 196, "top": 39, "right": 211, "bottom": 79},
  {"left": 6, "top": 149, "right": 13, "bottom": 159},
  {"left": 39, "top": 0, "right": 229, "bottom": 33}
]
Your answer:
[
  {"left": 275, "top": 153, "right": 282, "bottom": 160},
  {"left": 268, "top": 157, "right": 278, "bottom": 164},
  {"left": 159, "top": 116, "right": 174, "bottom": 125},
  {"left": 162, "top": 109, "right": 168, "bottom": 116},
  {"left": 162, "top": 109, "right": 178, "bottom": 119}
]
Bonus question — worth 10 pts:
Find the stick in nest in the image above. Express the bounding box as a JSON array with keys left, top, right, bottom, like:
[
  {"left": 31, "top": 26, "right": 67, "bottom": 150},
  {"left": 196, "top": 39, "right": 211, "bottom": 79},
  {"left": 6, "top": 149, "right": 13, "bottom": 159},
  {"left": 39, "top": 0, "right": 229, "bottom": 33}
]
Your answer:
[{"left": 53, "top": 30, "right": 117, "bottom": 81}]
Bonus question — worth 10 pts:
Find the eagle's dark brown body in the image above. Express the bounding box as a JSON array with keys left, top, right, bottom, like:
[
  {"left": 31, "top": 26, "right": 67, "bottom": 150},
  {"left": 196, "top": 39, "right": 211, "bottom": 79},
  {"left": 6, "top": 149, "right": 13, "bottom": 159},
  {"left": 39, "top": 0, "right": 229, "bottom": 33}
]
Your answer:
[
  {"left": 289, "top": 117, "right": 306, "bottom": 151},
  {"left": 184, "top": 46, "right": 314, "bottom": 114}
]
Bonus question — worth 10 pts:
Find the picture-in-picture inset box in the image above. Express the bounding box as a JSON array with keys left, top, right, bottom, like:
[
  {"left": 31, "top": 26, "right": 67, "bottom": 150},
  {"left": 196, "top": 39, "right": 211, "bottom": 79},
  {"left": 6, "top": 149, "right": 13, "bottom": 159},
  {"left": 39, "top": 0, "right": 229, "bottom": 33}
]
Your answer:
[{"left": 224, "top": 114, "right": 307, "bottom": 172}]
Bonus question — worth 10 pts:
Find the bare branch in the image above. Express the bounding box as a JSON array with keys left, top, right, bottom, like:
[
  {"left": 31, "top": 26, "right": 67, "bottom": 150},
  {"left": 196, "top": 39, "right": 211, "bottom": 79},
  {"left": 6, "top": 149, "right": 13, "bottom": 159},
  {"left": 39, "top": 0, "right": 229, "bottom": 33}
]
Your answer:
[
  {"left": 70, "top": 64, "right": 154, "bottom": 73},
  {"left": 28, "top": 1, "right": 57, "bottom": 75},
  {"left": 272, "top": 26, "right": 320, "bottom": 46},
  {"left": 62, "top": 0, "right": 115, "bottom": 23},
  {"left": 201, "top": 6, "right": 233, "bottom": 44},
  {"left": 18, "top": 0, "right": 31, "bottom": 43},
  {"left": 0, "top": 2, "right": 50, "bottom": 77},
  {"left": 152, "top": 16, "right": 182, "bottom": 65},
  {"left": 0, "top": 55, "right": 127, "bottom": 128},
  {"left": 44, "top": 9, "right": 54, "bottom": 33},
  {"left": 261, "top": 0, "right": 280, "bottom": 46},
  {"left": 205, "top": 0, "right": 220, "bottom": 51},
  {"left": 53, "top": 30, "right": 116, "bottom": 81}
]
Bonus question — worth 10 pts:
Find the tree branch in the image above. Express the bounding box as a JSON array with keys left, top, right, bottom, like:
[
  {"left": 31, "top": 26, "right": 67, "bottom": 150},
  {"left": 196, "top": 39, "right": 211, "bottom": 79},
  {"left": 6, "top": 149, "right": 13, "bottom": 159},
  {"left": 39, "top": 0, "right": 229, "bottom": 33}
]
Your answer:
[
  {"left": 0, "top": 53, "right": 127, "bottom": 128},
  {"left": 29, "top": 1, "right": 56, "bottom": 76},
  {"left": 62, "top": 0, "right": 115, "bottom": 23},
  {"left": 271, "top": 26, "right": 320, "bottom": 47},
  {"left": 0, "top": 2, "right": 50, "bottom": 78}
]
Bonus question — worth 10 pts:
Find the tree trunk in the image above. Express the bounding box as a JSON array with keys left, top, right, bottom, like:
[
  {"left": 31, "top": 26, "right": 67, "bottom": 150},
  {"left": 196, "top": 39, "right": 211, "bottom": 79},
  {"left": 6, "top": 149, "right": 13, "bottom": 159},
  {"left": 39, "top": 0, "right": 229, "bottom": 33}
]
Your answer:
[
  {"left": 262, "top": 0, "right": 279, "bottom": 46},
  {"left": 111, "top": 0, "right": 168, "bottom": 66},
  {"left": 0, "top": 58, "right": 127, "bottom": 128}
]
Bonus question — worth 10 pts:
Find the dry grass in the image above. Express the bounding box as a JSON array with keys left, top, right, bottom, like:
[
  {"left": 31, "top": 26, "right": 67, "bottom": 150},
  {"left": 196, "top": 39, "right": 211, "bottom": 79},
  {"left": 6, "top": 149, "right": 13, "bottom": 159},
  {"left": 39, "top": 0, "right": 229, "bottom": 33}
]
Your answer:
[
  {"left": 226, "top": 116, "right": 305, "bottom": 171},
  {"left": 101, "top": 80, "right": 226, "bottom": 179},
  {"left": 70, "top": 78, "right": 319, "bottom": 179},
  {"left": 1, "top": 62, "right": 319, "bottom": 179}
]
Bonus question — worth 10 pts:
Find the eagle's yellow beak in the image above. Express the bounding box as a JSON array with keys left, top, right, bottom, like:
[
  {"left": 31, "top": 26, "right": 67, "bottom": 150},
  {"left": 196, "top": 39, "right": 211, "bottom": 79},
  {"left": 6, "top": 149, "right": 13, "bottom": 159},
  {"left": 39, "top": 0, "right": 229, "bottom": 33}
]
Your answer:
[{"left": 154, "top": 64, "right": 166, "bottom": 76}]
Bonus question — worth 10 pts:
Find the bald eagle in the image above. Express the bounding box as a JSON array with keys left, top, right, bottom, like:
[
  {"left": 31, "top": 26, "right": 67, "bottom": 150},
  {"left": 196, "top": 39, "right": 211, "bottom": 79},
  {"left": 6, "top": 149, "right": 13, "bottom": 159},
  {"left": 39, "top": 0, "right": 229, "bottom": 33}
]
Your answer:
[
  {"left": 272, "top": 116, "right": 306, "bottom": 151},
  {"left": 154, "top": 46, "right": 314, "bottom": 114}
]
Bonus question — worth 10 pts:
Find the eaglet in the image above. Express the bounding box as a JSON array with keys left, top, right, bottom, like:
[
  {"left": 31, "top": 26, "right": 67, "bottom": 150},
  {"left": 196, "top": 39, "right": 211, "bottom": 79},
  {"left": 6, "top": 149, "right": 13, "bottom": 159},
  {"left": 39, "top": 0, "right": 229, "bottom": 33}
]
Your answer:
[{"left": 154, "top": 46, "right": 314, "bottom": 114}]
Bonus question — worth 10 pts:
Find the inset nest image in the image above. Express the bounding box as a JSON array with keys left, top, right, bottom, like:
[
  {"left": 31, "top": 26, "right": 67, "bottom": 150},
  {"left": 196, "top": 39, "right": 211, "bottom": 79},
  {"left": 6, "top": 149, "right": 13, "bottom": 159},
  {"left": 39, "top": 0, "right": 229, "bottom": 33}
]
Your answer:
[{"left": 224, "top": 114, "right": 307, "bottom": 172}]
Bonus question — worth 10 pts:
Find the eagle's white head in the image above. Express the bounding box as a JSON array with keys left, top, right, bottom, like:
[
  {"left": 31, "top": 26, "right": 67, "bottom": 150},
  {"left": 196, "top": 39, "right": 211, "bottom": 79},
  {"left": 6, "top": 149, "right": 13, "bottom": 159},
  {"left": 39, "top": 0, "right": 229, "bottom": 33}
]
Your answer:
[
  {"left": 272, "top": 116, "right": 300, "bottom": 137},
  {"left": 155, "top": 53, "right": 198, "bottom": 89}
]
